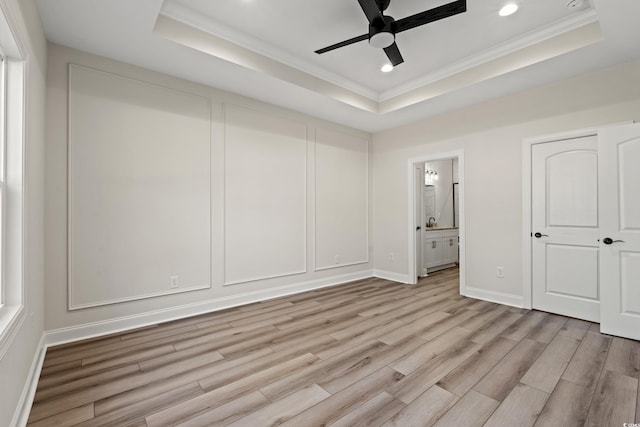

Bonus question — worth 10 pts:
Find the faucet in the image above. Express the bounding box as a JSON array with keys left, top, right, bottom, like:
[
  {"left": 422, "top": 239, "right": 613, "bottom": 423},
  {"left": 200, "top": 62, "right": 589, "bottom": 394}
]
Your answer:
[{"left": 427, "top": 217, "right": 436, "bottom": 228}]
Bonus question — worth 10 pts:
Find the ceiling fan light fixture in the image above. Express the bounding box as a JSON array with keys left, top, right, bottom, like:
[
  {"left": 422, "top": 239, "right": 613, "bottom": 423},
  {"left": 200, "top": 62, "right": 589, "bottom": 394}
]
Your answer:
[
  {"left": 499, "top": 3, "right": 518, "bottom": 16},
  {"left": 381, "top": 63, "right": 394, "bottom": 72},
  {"left": 369, "top": 15, "right": 396, "bottom": 48},
  {"left": 369, "top": 31, "right": 395, "bottom": 49},
  {"left": 314, "top": 0, "right": 468, "bottom": 68}
]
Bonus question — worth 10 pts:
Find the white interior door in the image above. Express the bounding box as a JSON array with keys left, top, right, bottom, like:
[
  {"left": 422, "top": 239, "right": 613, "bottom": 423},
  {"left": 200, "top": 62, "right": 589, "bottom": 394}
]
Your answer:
[
  {"left": 531, "top": 136, "right": 600, "bottom": 322},
  {"left": 598, "top": 123, "right": 640, "bottom": 340}
]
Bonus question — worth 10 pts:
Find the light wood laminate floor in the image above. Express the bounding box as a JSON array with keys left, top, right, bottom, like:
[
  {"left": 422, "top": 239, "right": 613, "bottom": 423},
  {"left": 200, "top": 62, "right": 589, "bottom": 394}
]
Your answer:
[{"left": 28, "top": 268, "right": 640, "bottom": 426}]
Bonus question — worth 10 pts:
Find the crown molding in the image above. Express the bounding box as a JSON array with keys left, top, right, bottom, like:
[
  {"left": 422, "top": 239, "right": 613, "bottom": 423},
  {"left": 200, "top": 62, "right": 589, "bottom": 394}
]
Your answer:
[
  {"left": 379, "top": 8, "right": 599, "bottom": 101},
  {"left": 160, "top": 1, "right": 379, "bottom": 101},
  {"left": 156, "top": 3, "right": 600, "bottom": 115},
  {"left": 379, "top": 20, "right": 603, "bottom": 113},
  {"left": 153, "top": 14, "right": 379, "bottom": 113}
]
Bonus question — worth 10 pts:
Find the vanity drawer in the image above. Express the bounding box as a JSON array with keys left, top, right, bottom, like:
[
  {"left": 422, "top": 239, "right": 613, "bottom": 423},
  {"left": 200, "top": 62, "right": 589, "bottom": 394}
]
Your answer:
[
  {"left": 443, "top": 230, "right": 458, "bottom": 238},
  {"left": 424, "top": 230, "right": 443, "bottom": 240}
]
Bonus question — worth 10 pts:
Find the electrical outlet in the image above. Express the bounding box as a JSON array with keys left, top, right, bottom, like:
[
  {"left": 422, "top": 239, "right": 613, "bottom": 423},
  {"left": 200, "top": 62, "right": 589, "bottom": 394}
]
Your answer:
[
  {"left": 335, "top": 255, "right": 340, "bottom": 264},
  {"left": 496, "top": 267, "right": 504, "bottom": 278},
  {"left": 170, "top": 275, "right": 179, "bottom": 289}
]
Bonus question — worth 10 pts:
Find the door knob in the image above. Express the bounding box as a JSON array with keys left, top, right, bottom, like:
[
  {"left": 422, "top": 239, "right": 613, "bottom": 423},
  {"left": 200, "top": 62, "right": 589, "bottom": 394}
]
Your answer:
[
  {"left": 534, "top": 232, "right": 549, "bottom": 238},
  {"left": 416, "top": 226, "right": 421, "bottom": 231},
  {"left": 602, "top": 237, "right": 625, "bottom": 245}
]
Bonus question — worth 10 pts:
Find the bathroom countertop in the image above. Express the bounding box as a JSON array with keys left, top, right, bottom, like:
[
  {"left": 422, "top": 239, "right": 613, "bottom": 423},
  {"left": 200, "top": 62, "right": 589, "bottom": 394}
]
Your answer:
[{"left": 424, "top": 226, "right": 458, "bottom": 231}]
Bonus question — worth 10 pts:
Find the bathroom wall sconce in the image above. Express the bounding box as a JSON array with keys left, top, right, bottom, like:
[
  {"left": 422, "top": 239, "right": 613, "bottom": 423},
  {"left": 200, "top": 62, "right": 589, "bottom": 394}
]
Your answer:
[
  {"left": 426, "top": 169, "right": 439, "bottom": 179},
  {"left": 425, "top": 169, "right": 438, "bottom": 185}
]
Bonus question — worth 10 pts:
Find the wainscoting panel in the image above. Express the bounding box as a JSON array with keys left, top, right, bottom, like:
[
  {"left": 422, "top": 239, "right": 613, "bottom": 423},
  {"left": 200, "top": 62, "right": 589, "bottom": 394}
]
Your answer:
[
  {"left": 223, "top": 104, "right": 308, "bottom": 285},
  {"left": 68, "top": 64, "right": 212, "bottom": 309},
  {"left": 314, "top": 127, "right": 369, "bottom": 270}
]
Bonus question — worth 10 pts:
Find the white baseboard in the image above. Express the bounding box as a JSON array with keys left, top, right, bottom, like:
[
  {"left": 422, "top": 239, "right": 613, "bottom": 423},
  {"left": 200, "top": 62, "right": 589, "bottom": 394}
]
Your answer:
[
  {"left": 372, "top": 269, "right": 410, "bottom": 284},
  {"left": 45, "top": 270, "right": 373, "bottom": 347},
  {"left": 11, "top": 334, "right": 46, "bottom": 427},
  {"left": 464, "top": 286, "right": 525, "bottom": 308}
]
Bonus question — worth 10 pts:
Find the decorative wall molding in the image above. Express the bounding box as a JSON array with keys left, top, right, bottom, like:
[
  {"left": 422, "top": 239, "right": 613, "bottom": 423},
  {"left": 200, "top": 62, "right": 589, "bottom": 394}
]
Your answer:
[
  {"left": 313, "top": 127, "right": 370, "bottom": 271},
  {"left": 46, "top": 270, "right": 373, "bottom": 347},
  {"left": 222, "top": 104, "right": 308, "bottom": 286},
  {"left": 67, "top": 64, "right": 213, "bottom": 309}
]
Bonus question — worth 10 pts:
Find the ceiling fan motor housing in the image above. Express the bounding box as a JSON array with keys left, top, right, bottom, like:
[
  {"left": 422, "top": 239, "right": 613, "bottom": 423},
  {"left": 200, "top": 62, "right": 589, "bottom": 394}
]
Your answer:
[
  {"left": 369, "top": 15, "right": 396, "bottom": 48},
  {"left": 314, "top": 0, "right": 467, "bottom": 67},
  {"left": 376, "top": 0, "right": 391, "bottom": 11}
]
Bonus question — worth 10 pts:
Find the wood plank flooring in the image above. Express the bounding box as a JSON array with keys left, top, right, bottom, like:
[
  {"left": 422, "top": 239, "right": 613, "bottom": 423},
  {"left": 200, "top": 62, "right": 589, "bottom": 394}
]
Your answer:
[{"left": 28, "top": 268, "right": 640, "bottom": 426}]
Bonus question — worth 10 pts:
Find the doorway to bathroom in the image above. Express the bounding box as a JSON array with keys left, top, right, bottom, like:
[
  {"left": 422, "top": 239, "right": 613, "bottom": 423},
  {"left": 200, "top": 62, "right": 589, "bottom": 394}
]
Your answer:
[{"left": 408, "top": 150, "right": 465, "bottom": 295}]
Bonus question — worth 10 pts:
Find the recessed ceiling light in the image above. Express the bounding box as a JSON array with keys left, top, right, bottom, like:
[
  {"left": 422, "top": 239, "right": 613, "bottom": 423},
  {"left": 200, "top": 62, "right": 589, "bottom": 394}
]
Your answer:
[
  {"left": 499, "top": 3, "right": 518, "bottom": 16},
  {"left": 381, "top": 64, "right": 394, "bottom": 73}
]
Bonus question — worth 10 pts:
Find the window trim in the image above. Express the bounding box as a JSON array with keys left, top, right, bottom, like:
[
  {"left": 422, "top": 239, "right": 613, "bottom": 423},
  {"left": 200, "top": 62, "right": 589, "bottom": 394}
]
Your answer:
[
  {"left": 0, "top": 49, "right": 5, "bottom": 309},
  {"left": 0, "top": 0, "right": 26, "bottom": 360}
]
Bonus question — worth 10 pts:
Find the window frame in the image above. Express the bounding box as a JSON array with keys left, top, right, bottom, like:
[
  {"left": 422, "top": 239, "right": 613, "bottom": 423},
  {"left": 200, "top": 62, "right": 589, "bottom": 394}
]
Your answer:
[
  {"left": 0, "top": 1, "right": 26, "bottom": 360},
  {"left": 0, "top": 50, "right": 5, "bottom": 309}
]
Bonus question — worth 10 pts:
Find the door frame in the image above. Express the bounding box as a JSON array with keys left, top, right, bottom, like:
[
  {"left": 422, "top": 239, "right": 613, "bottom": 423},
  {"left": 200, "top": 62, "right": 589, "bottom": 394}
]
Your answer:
[
  {"left": 521, "top": 123, "right": 630, "bottom": 310},
  {"left": 407, "top": 149, "right": 465, "bottom": 295},
  {"left": 414, "top": 163, "right": 425, "bottom": 279}
]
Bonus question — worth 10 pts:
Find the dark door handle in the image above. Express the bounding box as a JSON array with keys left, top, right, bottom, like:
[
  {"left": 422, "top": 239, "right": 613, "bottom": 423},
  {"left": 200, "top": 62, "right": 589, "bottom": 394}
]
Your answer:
[
  {"left": 602, "top": 237, "right": 625, "bottom": 245},
  {"left": 534, "top": 232, "right": 549, "bottom": 238},
  {"left": 416, "top": 226, "right": 421, "bottom": 231}
]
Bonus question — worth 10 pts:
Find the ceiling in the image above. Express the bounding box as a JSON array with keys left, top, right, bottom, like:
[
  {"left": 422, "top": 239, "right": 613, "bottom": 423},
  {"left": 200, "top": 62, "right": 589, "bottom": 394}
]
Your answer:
[{"left": 35, "top": 0, "right": 640, "bottom": 132}]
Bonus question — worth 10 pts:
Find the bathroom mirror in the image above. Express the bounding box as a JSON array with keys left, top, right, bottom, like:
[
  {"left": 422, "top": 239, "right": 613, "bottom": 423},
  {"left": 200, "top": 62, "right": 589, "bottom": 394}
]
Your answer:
[{"left": 424, "top": 158, "right": 459, "bottom": 228}]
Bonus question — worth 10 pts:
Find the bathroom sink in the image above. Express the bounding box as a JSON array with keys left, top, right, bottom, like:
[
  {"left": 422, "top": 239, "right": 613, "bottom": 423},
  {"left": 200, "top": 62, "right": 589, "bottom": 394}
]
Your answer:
[{"left": 425, "top": 226, "right": 458, "bottom": 230}]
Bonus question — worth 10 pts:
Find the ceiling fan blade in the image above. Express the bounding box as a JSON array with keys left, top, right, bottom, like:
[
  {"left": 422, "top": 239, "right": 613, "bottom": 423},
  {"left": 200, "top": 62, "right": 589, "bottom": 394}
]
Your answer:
[
  {"left": 357, "top": 0, "right": 384, "bottom": 24},
  {"left": 384, "top": 42, "right": 404, "bottom": 66},
  {"left": 315, "top": 33, "right": 369, "bottom": 54},
  {"left": 395, "top": 0, "right": 466, "bottom": 33}
]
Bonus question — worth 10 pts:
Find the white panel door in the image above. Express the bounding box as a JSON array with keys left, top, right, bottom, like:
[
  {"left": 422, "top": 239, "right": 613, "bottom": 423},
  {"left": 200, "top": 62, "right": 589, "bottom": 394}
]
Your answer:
[
  {"left": 598, "top": 123, "right": 640, "bottom": 340},
  {"left": 532, "top": 136, "right": 600, "bottom": 322}
]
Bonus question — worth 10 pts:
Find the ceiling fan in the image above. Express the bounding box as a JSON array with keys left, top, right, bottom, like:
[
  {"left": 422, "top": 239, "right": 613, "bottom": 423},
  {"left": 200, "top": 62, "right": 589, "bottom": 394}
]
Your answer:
[{"left": 315, "top": 0, "right": 467, "bottom": 67}]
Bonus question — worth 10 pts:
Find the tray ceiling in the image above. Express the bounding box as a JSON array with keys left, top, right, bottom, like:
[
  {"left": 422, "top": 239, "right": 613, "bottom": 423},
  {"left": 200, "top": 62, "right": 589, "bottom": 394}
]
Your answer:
[{"left": 36, "top": 0, "right": 640, "bottom": 131}]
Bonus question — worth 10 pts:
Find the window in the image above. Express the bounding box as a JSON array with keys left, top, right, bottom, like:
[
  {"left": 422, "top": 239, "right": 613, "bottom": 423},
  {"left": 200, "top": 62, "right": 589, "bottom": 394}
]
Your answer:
[
  {"left": 0, "top": 49, "right": 5, "bottom": 310},
  {"left": 0, "top": 4, "right": 25, "bottom": 358}
]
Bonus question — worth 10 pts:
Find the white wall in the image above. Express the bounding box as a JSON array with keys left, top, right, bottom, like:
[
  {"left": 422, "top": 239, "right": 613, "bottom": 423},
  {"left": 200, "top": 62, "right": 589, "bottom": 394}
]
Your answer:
[
  {"left": 373, "top": 59, "right": 640, "bottom": 305},
  {"left": 0, "top": 0, "right": 46, "bottom": 425},
  {"left": 45, "top": 44, "right": 372, "bottom": 337}
]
